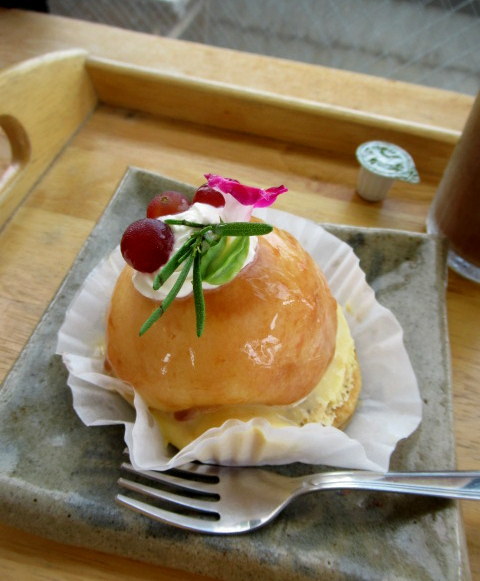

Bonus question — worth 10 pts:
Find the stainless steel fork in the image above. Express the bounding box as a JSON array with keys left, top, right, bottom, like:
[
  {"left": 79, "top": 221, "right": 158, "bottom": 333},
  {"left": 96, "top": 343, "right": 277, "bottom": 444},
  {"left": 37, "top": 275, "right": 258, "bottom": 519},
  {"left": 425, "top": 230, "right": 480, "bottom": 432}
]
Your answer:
[{"left": 116, "top": 462, "right": 480, "bottom": 534}]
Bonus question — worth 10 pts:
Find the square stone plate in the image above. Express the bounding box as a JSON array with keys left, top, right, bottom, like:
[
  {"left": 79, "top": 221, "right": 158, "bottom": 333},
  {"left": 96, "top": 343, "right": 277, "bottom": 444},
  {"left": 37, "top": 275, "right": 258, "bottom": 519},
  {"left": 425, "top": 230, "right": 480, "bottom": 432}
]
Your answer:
[{"left": 0, "top": 168, "right": 470, "bottom": 580}]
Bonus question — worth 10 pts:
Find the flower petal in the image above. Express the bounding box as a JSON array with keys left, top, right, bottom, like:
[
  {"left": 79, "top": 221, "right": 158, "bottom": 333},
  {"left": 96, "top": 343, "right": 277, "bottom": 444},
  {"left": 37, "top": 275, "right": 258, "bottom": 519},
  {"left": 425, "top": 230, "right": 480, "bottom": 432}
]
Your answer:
[{"left": 205, "top": 174, "right": 287, "bottom": 208}]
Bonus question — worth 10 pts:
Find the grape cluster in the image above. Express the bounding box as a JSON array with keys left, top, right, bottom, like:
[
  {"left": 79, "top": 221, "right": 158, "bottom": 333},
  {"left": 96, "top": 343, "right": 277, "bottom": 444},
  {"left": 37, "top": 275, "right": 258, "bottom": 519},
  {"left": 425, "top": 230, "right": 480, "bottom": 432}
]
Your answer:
[{"left": 120, "top": 184, "right": 224, "bottom": 272}]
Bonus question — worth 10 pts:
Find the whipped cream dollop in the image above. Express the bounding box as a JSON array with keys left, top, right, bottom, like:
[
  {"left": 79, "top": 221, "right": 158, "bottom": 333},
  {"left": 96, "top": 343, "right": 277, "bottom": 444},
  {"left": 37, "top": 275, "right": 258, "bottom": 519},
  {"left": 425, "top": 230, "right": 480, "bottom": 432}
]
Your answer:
[{"left": 132, "top": 202, "right": 259, "bottom": 300}]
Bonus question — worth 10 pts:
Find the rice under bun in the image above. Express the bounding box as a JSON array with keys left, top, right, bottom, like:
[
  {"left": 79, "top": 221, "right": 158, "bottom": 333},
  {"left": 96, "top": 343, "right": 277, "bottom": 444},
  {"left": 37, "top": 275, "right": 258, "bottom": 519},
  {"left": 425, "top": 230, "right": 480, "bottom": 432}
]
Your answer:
[{"left": 105, "top": 226, "right": 339, "bottom": 413}]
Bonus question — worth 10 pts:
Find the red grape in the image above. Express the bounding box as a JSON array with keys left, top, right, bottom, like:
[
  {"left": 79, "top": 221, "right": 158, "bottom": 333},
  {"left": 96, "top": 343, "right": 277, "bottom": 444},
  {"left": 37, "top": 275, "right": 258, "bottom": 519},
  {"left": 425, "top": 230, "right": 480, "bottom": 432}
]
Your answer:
[
  {"left": 121, "top": 218, "right": 174, "bottom": 273},
  {"left": 146, "top": 191, "right": 191, "bottom": 218},
  {"left": 192, "top": 184, "right": 225, "bottom": 207}
]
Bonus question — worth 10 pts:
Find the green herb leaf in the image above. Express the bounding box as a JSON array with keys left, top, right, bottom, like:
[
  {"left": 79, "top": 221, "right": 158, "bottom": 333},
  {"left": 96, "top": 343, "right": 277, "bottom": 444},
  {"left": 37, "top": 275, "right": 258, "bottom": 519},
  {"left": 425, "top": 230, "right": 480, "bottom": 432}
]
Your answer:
[
  {"left": 199, "top": 234, "right": 227, "bottom": 278},
  {"left": 153, "top": 235, "right": 197, "bottom": 290},
  {"left": 140, "top": 252, "right": 195, "bottom": 336},
  {"left": 202, "top": 236, "right": 250, "bottom": 285},
  {"left": 213, "top": 222, "right": 273, "bottom": 237},
  {"left": 164, "top": 219, "right": 206, "bottom": 229},
  {"left": 192, "top": 250, "right": 205, "bottom": 337}
]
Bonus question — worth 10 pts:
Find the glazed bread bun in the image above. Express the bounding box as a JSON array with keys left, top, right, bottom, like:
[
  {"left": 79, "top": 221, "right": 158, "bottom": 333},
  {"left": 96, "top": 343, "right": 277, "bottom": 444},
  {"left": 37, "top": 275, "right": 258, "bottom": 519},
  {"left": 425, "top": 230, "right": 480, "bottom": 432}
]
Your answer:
[
  {"left": 106, "top": 226, "right": 340, "bottom": 415},
  {"left": 150, "top": 304, "right": 362, "bottom": 449}
]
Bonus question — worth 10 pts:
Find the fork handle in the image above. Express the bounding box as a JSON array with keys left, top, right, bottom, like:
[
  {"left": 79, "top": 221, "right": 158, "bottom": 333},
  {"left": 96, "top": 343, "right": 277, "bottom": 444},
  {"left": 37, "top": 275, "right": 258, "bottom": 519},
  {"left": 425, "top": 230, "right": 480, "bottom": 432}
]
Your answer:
[{"left": 303, "top": 471, "right": 480, "bottom": 500}]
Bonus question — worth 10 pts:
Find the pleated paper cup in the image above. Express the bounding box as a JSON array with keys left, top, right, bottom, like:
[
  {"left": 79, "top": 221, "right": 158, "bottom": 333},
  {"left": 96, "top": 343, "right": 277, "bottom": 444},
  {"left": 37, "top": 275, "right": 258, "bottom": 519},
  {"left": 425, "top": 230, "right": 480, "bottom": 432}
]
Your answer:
[{"left": 56, "top": 208, "right": 422, "bottom": 472}]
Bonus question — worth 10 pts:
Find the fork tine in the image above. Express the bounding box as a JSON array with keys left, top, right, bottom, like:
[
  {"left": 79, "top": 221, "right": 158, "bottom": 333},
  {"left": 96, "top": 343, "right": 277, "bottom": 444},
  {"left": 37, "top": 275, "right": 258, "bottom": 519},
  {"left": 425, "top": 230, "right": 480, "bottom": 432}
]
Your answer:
[
  {"left": 121, "top": 462, "right": 216, "bottom": 494},
  {"left": 118, "top": 477, "right": 218, "bottom": 512},
  {"left": 116, "top": 494, "right": 221, "bottom": 533}
]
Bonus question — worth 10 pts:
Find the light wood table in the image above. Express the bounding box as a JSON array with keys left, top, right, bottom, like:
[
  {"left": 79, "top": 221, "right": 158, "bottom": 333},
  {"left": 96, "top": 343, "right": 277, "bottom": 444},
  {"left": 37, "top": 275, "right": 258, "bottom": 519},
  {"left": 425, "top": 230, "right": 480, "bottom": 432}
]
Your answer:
[{"left": 0, "top": 8, "right": 478, "bottom": 581}]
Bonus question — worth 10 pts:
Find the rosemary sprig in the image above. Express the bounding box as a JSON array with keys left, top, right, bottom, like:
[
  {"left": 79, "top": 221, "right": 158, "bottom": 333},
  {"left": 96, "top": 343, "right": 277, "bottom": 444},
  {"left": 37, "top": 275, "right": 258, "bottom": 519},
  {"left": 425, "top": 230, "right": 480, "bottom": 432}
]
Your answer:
[
  {"left": 192, "top": 250, "right": 205, "bottom": 337},
  {"left": 212, "top": 222, "right": 273, "bottom": 237},
  {"left": 139, "top": 252, "right": 195, "bottom": 336},
  {"left": 152, "top": 234, "right": 197, "bottom": 290},
  {"left": 139, "top": 220, "right": 273, "bottom": 337}
]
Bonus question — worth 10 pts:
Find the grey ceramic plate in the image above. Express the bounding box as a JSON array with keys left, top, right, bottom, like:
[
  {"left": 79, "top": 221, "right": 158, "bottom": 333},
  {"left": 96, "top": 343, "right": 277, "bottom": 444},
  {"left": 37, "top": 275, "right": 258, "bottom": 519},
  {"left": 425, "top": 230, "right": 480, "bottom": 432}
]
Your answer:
[{"left": 0, "top": 168, "right": 470, "bottom": 581}]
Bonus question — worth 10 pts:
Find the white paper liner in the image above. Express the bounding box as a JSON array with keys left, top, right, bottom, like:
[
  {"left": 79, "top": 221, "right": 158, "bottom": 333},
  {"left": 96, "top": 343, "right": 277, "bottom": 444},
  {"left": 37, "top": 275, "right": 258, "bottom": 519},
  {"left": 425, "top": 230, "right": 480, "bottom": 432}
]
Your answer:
[{"left": 56, "top": 208, "right": 422, "bottom": 472}]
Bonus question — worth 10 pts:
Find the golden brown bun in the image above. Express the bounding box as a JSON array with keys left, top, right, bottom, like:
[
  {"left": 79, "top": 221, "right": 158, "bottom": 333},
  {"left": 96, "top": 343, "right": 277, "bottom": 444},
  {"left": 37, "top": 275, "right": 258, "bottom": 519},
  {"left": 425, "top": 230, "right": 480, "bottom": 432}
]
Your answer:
[
  {"left": 106, "top": 227, "right": 338, "bottom": 412},
  {"left": 150, "top": 326, "right": 362, "bottom": 451}
]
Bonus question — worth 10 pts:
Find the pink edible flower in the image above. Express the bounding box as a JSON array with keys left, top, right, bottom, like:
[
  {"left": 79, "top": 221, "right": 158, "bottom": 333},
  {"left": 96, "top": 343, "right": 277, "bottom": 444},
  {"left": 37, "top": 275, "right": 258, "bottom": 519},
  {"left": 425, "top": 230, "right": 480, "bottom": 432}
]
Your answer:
[{"left": 205, "top": 174, "right": 287, "bottom": 208}]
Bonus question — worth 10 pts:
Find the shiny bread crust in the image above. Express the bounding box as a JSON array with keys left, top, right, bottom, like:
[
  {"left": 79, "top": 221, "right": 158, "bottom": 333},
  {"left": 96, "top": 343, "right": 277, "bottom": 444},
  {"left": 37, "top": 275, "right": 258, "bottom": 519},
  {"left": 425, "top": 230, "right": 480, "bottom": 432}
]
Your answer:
[{"left": 106, "top": 226, "right": 338, "bottom": 412}]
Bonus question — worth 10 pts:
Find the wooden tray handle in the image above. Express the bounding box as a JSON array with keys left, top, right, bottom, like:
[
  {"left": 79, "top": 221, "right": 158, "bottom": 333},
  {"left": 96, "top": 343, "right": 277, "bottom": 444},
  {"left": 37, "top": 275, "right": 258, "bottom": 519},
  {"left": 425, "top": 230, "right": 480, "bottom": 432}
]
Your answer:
[
  {"left": 0, "top": 114, "right": 31, "bottom": 190},
  {"left": 0, "top": 49, "right": 97, "bottom": 227}
]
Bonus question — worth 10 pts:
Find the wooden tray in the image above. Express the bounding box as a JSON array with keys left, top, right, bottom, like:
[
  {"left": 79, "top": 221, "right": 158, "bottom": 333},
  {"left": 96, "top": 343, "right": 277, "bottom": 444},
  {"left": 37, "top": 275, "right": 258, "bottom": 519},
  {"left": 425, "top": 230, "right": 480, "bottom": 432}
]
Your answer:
[
  {"left": 0, "top": 50, "right": 471, "bottom": 581},
  {"left": 0, "top": 49, "right": 458, "bottom": 227}
]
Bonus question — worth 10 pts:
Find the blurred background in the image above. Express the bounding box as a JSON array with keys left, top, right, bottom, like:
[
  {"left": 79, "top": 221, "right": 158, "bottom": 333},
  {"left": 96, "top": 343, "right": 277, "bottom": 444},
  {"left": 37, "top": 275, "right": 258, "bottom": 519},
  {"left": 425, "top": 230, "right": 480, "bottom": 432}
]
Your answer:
[{"left": 14, "top": 0, "right": 480, "bottom": 94}]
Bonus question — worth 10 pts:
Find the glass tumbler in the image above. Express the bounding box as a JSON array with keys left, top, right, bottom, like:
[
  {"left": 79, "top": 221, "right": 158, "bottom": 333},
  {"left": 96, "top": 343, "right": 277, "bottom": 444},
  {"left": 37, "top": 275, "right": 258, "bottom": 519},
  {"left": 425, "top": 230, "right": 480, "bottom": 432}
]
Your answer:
[{"left": 427, "top": 92, "right": 480, "bottom": 282}]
